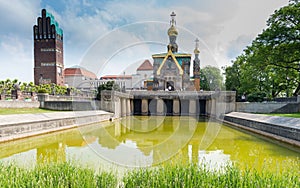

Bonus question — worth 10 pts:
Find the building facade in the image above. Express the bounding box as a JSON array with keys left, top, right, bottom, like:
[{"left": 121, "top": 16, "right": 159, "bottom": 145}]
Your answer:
[
  {"left": 132, "top": 59, "right": 153, "bottom": 89},
  {"left": 64, "top": 66, "right": 98, "bottom": 89},
  {"left": 33, "top": 9, "right": 64, "bottom": 86},
  {"left": 152, "top": 12, "right": 200, "bottom": 91}
]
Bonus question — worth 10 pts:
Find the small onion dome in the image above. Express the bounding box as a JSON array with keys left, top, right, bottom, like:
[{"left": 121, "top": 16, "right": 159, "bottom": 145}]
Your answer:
[
  {"left": 194, "top": 48, "right": 200, "bottom": 54},
  {"left": 168, "top": 25, "right": 178, "bottom": 36}
]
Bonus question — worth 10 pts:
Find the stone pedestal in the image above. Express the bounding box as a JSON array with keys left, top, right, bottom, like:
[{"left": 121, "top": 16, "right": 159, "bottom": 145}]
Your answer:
[{"left": 37, "top": 93, "right": 49, "bottom": 108}]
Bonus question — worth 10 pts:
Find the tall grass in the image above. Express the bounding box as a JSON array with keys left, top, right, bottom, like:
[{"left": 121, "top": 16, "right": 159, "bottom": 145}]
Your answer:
[
  {"left": 0, "top": 162, "right": 298, "bottom": 187},
  {"left": 0, "top": 162, "right": 117, "bottom": 188},
  {"left": 122, "top": 164, "right": 299, "bottom": 188}
]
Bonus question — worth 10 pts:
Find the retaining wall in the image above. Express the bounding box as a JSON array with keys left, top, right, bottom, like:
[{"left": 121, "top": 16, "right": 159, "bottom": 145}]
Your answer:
[
  {"left": 0, "top": 101, "right": 39, "bottom": 108},
  {"left": 41, "top": 101, "right": 101, "bottom": 111},
  {"left": 224, "top": 112, "right": 300, "bottom": 146},
  {"left": 0, "top": 111, "right": 113, "bottom": 143},
  {"left": 236, "top": 102, "right": 300, "bottom": 113}
]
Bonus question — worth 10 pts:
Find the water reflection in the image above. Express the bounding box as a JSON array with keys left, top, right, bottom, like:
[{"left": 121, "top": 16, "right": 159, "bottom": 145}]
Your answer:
[{"left": 0, "top": 116, "right": 299, "bottom": 171}]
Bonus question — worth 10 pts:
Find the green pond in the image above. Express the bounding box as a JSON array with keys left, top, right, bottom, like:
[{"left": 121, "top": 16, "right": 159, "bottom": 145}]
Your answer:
[{"left": 0, "top": 116, "right": 299, "bottom": 172}]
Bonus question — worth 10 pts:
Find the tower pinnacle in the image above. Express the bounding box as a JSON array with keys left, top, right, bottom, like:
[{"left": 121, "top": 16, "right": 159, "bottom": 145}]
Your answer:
[
  {"left": 167, "top": 11, "right": 178, "bottom": 53},
  {"left": 194, "top": 38, "right": 200, "bottom": 54},
  {"left": 170, "top": 11, "right": 176, "bottom": 26}
]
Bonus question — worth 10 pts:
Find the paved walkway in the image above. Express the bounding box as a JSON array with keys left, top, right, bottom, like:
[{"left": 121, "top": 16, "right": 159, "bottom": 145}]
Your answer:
[
  {"left": 224, "top": 112, "right": 300, "bottom": 147},
  {"left": 226, "top": 112, "right": 300, "bottom": 129},
  {"left": 0, "top": 110, "right": 112, "bottom": 127},
  {"left": 0, "top": 110, "right": 113, "bottom": 143}
]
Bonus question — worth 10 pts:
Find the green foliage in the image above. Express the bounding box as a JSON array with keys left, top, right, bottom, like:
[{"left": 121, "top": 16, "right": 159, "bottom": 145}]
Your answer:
[
  {"left": 0, "top": 162, "right": 117, "bottom": 188},
  {"left": 37, "top": 88, "right": 48, "bottom": 93},
  {"left": 200, "top": 66, "right": 224, "bottom": 91},
  {"left": 0, "top": 79, "right": 71, "bottom": 96},
  {"left": 225, "top": 1, "right": 300, "bottom": 99},
  {"left": 0, "top": 162, "right": 298, "bottom": 187},
  {"left": 96, "top": 81, "right": 120, "bottom": 100},
  {"left": 122, "top": 164, "right": 299, "bottom": 188},
  {"left": 247, "top": 91, "right": 267, "bottom": 102}
]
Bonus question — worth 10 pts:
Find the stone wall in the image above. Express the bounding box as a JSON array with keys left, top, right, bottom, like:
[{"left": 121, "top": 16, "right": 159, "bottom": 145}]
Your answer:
[
  {"left": 236, "top": 102, "right": 300, "bottom": 113},
  {"left": 42, "top": 101, "right": 100, "bottom": 111},
  {"left": 224, "top": 112, "right": 300, "bottom": 146},
  {"left": 236, "top": 102, "right": 287, "bottom": 113},
  {"left": 37, "top": 93, "right": 101, "bottom": 111},
  {"left": 0, "top": 101, "right": 40, "bottom": 108},
  {"left": 100, "top": 91, "right": 134, "bottom": 118}
]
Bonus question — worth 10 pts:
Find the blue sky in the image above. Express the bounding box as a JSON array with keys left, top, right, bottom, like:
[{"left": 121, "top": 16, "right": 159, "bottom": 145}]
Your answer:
[{"left": 0, "top": 0, "right": 288, "bottom": 82}]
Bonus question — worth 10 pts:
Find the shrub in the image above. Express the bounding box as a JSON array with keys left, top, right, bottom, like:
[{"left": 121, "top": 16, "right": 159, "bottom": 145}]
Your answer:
[
  {"left": 247, "top": 91, "right": 267, "bottom": 102},
  {"left": 37, "top": 88, "right": 48, "bottom": 94}
]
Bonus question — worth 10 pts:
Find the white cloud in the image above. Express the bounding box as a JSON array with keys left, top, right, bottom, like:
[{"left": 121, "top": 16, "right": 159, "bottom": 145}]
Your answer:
[
  {"left": 0, "top": 0, "right": 289, "bottom": 82},
  {"left": 0, "top": 0, "right": 39, "bottom": 35},
  {"left": 0, "top": 35, "right": 33, "bottom": 82}
]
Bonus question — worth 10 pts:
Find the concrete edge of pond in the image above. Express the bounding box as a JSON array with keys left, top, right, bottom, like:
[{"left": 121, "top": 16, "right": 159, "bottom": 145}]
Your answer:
[
  {"left": 223, "top": 112, "right": 300, "bottom": 148},
  {"left": 0, "top": 110, "right": 114, "bottom": 143}
]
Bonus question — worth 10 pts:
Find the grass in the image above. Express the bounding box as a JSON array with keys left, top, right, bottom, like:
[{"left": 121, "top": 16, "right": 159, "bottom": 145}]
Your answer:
[
  {"left": 0, "top": 108, "right": 59, "bottom": 115},
  {"left": 122, "top": 164, "right": 299, "bottom": 188},
  {"left": 0, "top": 162, "right": 117, "bottom": 188},
  {"left": 0, "top": 162, "right": 298, "bottom": 188},
  {"left": 266, "top": 113, "right": 300, "bottom": 118}
]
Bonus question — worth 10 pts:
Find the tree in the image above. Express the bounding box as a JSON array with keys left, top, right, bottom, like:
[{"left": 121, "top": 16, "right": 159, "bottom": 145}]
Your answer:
[
  {"left": 246, "top": 0, "right": 300, "bottom": 95},
  {"left": 96, "top": 81, "right": 120, "bottom": 100},
  {"left": 225, "top": 1, "right": 300, "bottom": 99},
  {"left": 200, "top": 66, "right": 224, "bottom": 91}
]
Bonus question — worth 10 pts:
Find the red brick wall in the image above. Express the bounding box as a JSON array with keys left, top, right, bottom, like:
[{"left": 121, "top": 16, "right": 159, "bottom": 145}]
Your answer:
[{"left": 34, "top": 38, "right": 64, "bottom": 86}]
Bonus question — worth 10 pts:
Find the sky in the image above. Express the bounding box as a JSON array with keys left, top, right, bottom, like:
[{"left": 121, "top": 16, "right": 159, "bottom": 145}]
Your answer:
[{"left": 0, "top": 0, "right": 289, "bottom": 82}]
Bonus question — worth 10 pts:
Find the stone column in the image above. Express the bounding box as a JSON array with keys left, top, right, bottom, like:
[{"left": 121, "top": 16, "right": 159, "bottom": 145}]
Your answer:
[
  {"left": 114, "top": 97, "right": 121, "bottom": 118},
  {"left": 157, "top": 99, "right": 165, "bottom": 116},
  {"left": 211, "top": 98, "right": 216, "bottom": 117},
  {"left": 121, "top": 98, "right": 127, "bottom": 117},
  {"left": 130, "top": 100, "right": 134, "bottom": 115},
  {"left": 206, "top": 99, "right": 212, "bottom": 116},
  {"left": 189, "top": 99, "right": 197, "bottom": 116},
  {"left": 141, "top": 99, "right": 148, "bottom": 116},
  {"left": 126, "top": 99, "right": 131, "bottom": 116},
  {"left": 173, "top": 99, "right": 180, "bottom": 116}
]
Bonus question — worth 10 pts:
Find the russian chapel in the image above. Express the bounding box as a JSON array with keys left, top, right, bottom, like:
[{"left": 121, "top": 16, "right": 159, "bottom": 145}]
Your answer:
[{"left": 152, "top": 12, "right": 201, "bottom": 91}]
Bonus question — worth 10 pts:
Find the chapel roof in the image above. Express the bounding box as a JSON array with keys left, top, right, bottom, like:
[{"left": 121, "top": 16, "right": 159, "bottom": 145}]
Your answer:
[{"left": 137, "top": 59, "right": 153, "bottom": 71}]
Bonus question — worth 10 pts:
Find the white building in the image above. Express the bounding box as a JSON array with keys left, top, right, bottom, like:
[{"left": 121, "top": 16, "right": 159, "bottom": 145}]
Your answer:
[
  {"left": 65, "top": 60, "right": 154, "bottom": 92},
  {"left": 132, "top": 59, "right": 153, "bottom": 89}
]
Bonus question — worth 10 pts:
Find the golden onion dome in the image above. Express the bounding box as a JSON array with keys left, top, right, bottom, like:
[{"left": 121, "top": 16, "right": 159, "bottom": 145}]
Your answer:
[
  {"left": 194, "top": 48, "right": 200, "bottom": 54},
  {"left": 168, "top": 25, "right": 178, "bottom": 36}
]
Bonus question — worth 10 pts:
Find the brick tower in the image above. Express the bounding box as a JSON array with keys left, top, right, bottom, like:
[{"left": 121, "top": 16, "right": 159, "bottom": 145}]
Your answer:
[{"left": 33, "top": 9, "right": 64, "bottom": 86}]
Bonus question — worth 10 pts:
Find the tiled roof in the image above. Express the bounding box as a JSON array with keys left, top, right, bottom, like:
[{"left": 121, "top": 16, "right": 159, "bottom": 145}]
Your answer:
[
  {"left": 137, "top": 59, "right": 153, "bottom": 71},
  {"left": 64, "top": 67, "right": 97, "bottom": 79},
  {"left": 100, "top": 75, "right": 132, "bottom": 80}
]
